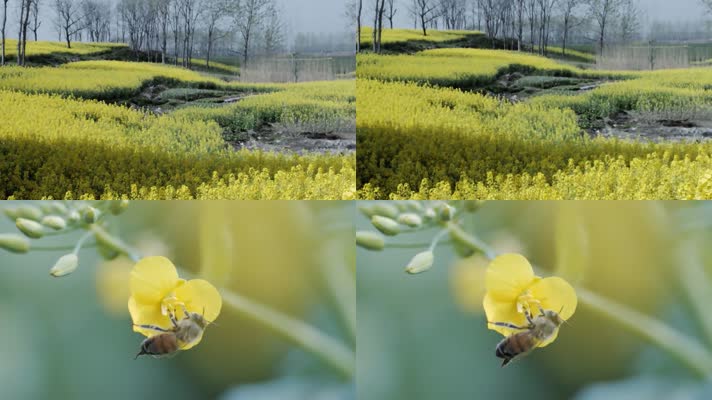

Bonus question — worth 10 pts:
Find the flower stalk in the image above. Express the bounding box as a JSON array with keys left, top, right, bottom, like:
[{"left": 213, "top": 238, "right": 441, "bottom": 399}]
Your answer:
[
  {"left": 446, "top": 221, "right": 712, "bottom": 378},
  {"left": 90, "top": 222, "right": 355, "bottom": 379}
]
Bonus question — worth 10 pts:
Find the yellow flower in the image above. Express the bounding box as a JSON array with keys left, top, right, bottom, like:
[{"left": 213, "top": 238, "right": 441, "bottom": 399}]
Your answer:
[
  {"left": 128, "top": 256, "right": 222, "bottom": 350},
  {"left": 483, "top": 253, "right": 576, "bottom": 347}
]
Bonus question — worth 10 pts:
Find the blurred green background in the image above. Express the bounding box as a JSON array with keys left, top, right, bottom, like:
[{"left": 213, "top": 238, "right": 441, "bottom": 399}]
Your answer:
[
  {"left": 0, "top": 201, "right": 354, "bottom": 400},
  {"left": 357, "top": 201, "right": 712, "bottom": 400}
]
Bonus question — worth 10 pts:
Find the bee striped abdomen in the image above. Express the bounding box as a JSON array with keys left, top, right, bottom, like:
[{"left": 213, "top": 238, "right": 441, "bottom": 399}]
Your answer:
[
  {"left": 136, "top": 333, "right": 179, "bottom": 358},
  {"left": 495, "top": 332, "right": 536, "bottom": 367}
]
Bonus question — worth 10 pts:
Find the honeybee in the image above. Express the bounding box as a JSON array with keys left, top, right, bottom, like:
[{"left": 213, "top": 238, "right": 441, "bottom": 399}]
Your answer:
[
  {"left": 489, "top": 306, "right": 565, "bottom": 367},
  {"left": 134, "top": 306, "right": 211, "bottom": 359}
]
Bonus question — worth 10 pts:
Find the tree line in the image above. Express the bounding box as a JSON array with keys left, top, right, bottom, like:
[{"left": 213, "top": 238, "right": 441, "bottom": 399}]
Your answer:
[
  {"left": 347, "top": 0, "right": 660, "bottom": 56},
  {"left": 1, "top": 0, "right": 285, "bottom": 68}
]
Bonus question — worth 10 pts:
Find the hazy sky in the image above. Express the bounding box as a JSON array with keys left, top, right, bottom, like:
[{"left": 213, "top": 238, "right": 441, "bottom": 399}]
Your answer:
[
  {"left": 280, "top": 0, "right": 349, "bottom": 34},
  {"left": 3, "top": 0, "right": 349, "bottom": 41}
]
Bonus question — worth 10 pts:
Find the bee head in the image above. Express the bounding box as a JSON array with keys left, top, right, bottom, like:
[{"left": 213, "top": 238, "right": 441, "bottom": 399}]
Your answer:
[
  {"left": 186, "top": 307, "right": 215, "bottom": 329},
  {"left": 544, "top": 309, "right": 563, "bottom": 326}
]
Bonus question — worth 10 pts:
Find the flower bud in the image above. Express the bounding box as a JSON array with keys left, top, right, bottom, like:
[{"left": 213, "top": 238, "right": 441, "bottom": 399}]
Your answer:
[
  {"left": 109, "top": 200, "right": 130, "bottom": 215},
  {"left": 397, "top": 213, "right": 422, "bottom": 228},
  {"left": 41, "top": 202, "right": 68, "bottom": 215},
  {"left": 371, "top": 203, "right": 400, "bottom": 219},
  {"left": 67, "top": 210, "right": 81, "bottom": 224},
  {"left": 356, "top": 231, "right": 385, "bottom": 251},
  {"left": 82, "top": 206, "right": 100, "bottom": 224},
  {"left": 405, "top": 251, "right": 434, "bottom": 274},
  {"left": 50, "top": 254, "right": 79, "bottom": 277},
  {"left": 3, "top": 207, "right": 19, "bottom": 220},
  {"left": 16, "top": 218, "right": 45, "bottom": 239},
  {"left": 0, "top": 233, "right": 31, "bottom": 253},
  {"left": 41, "top": 215, "right": 67, "bottom": 231},
  {"left": 403, "top": 200, "right": 424, "bottom": 212},
  {"left": 15, "top": 205, "right": 43, "bottom": 221},
  {"left": 463, "top": 200, "right": 484, "bottom": 213},
  {"left": 371, "top": 215, "right": 400, "bottom": 236},
  {"left": 438, "top": 203, "right": 456, "bottom": 222}
]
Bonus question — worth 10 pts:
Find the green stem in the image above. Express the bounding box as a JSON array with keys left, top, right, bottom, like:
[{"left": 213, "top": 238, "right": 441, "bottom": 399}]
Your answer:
[
  {"left": 32, "top": 243, "right": 96, "bottom": 251},
  {"left": 447, "top": 221, "right": 712, "bottom": 378},
  {"left": 578, "top": 288, "right": 712, "bottom": 378},
  {"left": 90, "top": 223, "right": 355, "bottom": 379},
  {"left": 677, "top": 242, "right": 712, "bottom": 349},
  {"left": 220, "top": 289, "right": 355, "bottom": 379},
  {"left": 321, "top": 243, "right": 357, "bottom": 345},
  {"left": 385, "top": 240, "right": 453, "bottom": 249}
]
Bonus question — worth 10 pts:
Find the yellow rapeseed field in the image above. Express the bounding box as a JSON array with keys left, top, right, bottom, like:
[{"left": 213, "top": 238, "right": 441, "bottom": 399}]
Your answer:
[
  {"left": 357, "top": 38, "right": 712, "bottom": 199},
  {"left": 2, "top": 39, "right": 124, "bottom": 59}
]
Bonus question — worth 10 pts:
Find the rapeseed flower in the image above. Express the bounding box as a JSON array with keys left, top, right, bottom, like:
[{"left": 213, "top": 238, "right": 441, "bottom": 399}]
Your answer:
[
  {"left": 128, "top": 256, "right": 222, "bottom": 349},
  {"left": 483, "top": 253, "right": 576, "bottom": 347}
]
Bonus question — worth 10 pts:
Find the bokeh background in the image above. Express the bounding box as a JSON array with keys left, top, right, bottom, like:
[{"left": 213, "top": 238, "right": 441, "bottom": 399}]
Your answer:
[
  {"left": 357, "top": 201, "right": 712, "bottom": 400},
  {"left": 0, "top": 201, "right": 355, "bottom": 400}
]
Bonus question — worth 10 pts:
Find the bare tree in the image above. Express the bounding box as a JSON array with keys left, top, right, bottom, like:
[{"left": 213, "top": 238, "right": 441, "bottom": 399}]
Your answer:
[
  {"left": 18, "top": 0, "right": 35, "bottom": 64},
  {"left": 372, "top": 0, "right": 385, "bottom": 52},
  {"left": 411, "top": 0, "right": 439, "bottom": 36},
  {"left": 1, "top": 0, "right": 8, "bottom": 65},
  {"left": 30, "top": 0, "right": 42, "bottom": 41},
  {"left": 262, "top": 0, "right": 284, "bottom": 54},
  {"left": 345, "top": 0, "right": 363, "bottom": 52},
  {"left": 514, "top": 0, "right": 525, "bottom": 50},
  {"left": 155, "top": 0, "right": 170, "bottom": 63},
  {"left": 537, "top": 0, "right": 557, "bottom": 54},
  {"left": 55, "top": 0, "right": 84, "bottom": 48},
  {"left": 203, "top": 0, "right": 227, "bottom": 67},
  {"left": 618, "top": 0, "right": 640, "bottom": 44},
  {"left": 701, "top": 0, "right": 712, "bottom": 14},
  {"left": 234, "top": 0, "right": 268, "bottom": 66},
  {"left": 560, "top": 0, "right": 581, "bottom": 55},
  {"left": 440, "top": 0, "right": 467, "bottom": 30},
  {"left": 589, "top": 0, "right": 622, "bottom": 54},
  {"left": 385, "top": 0, "right": 397, "bottom": 28},
  {"left": 83, "top": 0, "right": 112, "bottom": 42}
]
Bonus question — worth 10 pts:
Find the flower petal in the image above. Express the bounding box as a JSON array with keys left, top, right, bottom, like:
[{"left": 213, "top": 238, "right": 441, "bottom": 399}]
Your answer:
[
  {"left": 128, "top": 296, "right": 172, "bottom": 337},
  {"left": 486, "top": 253, "right": 535, "bottom": 302},
  {"left": 130, "top": 256, "right": 180, "bottom": 304},
  {"left": 173, "top": 279, "right": 222, "bottom": 323},
  {"left": 528, "top": 276, "right": 578, "bottom": 322},
  {"left": 483, "top": 293, "right": 528, "bottom": 337}
]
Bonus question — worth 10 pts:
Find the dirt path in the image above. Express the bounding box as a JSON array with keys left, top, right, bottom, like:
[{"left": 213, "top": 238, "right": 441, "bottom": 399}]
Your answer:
[
  {"left": 225, "top": 124, "right": 355, "bottom": 155},
  {"left": 587, "top": 111, "right": 712, "bottom": 143}
]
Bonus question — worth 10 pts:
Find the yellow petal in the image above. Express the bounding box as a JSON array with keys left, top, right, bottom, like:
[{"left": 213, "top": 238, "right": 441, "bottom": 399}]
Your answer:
[
  {"left": 486, "top": 253, "right": 535, "bottom": 302},
  {"left": 173, "top": 279, "right": 222, "bottom": 323},
  {"left": 128, "top": 296, "right": 172, "bottom": 337},
  {"left": 528, "top": 276, "right": 578, "bottom": 321},
  {"left": 130, "top": 256, "right": 179, "bottom": 304},
  {"left": 483, "top": 293, "right": 528, "bottom": 337}
]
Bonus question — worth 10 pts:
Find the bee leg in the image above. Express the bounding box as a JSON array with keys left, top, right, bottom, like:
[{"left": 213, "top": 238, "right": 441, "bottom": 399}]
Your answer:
[
  {"left": 488, "top": 321, "right": 529, "bottom": 330},
  {"left": 134, "top": 324, "right": 170, "bottom": 333},
  {"left": 180, "top": 304, "right": 190, "bottom": 320},
  {"left": 168, "top": 309, "right": 179, "bottom": 327},
  {"left": 524, "top": 308, "right": 534, "bottom": 325},
  {"left": 537, "top": 304, "right": 546, "bottom": 317}
]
